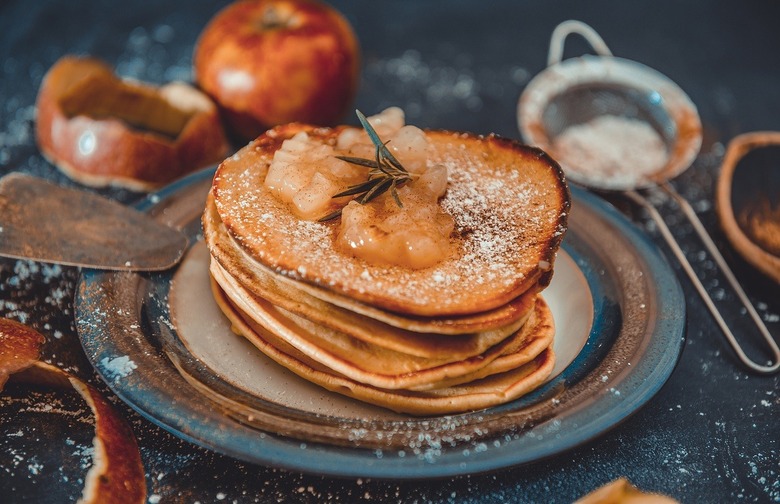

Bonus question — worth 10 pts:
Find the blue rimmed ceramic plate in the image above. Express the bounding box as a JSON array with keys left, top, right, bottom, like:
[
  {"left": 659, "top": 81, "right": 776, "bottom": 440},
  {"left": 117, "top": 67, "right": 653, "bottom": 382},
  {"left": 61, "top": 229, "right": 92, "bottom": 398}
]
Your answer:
[{"left": 76, "top": 167, "right": 685, "bottom": 479}]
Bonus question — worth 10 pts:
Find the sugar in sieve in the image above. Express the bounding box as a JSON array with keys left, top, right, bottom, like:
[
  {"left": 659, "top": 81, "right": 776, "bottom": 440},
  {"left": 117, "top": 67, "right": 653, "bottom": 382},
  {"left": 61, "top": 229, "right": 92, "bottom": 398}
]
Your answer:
[{"left": 518, "top": 20, "right": 779, "bottom": 374}]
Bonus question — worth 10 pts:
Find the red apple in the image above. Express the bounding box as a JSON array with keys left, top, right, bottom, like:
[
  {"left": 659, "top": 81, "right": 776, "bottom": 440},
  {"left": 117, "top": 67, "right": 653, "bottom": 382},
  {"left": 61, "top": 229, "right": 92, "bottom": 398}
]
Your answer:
[{"left": 194, "top": 0, "right": 360, "bottom": 141}]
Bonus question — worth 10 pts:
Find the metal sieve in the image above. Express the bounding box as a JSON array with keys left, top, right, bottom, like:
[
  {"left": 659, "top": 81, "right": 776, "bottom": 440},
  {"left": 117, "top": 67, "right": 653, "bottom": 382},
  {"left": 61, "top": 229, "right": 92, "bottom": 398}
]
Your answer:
[
  {"left": 518, "top": 20, "right": 779, "bottom": 374},
  {"left": 519, "top": 20, "right": 702, "bottom": 191}
]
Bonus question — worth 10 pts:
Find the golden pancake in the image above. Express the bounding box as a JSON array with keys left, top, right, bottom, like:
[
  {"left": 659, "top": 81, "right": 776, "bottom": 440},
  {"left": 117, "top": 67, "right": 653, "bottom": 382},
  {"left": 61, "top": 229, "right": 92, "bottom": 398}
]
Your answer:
[
  {"left": 410, "top": 297, "right": 554, "bottom": 391},
  {"left": 203, "top": 195, "right": 539, "bottom": 359},
  {"left": 209, "top": 255, "right": 532, "bottom": 360},
  {"left": 212, "top": 123, "right": 569, "bottom": 317},
  {"left": 211, "top": 278, "right": 556, "bottom": 415},
  {"left": 211, "top": 265, "right": 551, "bottom": 390}
]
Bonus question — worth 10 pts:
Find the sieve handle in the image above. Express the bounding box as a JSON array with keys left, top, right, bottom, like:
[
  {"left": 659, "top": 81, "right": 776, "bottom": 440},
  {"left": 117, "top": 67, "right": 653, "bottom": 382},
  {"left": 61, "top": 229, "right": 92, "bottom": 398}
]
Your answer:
[
  {"left": 548, "top": 20, "right": 613, "bottom": 67},
  {"left": 625, "top": 188, "right": 780, "bottom": 374}
]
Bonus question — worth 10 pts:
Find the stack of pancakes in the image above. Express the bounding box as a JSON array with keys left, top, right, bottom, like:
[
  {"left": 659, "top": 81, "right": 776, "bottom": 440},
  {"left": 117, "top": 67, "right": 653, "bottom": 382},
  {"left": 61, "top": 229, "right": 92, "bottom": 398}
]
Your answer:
[{"left": 204, "top": 123, "right": 570, "bottom": 415}]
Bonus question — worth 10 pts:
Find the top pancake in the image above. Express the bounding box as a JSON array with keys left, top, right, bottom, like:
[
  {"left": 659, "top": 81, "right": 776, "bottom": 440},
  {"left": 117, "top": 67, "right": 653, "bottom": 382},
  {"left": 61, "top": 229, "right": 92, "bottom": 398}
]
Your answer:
[
  {"left": 212, "top": 123, "right": 570, "bottom": 316},
  {"left": 203, "top": 192, "right": 540, "bottom": 340}
]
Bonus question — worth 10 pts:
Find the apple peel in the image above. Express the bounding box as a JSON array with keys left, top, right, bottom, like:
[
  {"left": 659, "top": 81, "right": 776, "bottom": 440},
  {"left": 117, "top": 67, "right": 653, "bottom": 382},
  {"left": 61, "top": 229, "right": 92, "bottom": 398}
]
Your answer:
[
  {"left": 0, "top": 318, "right": 146, "bottom": 504},
  {"left": 36, "top": 56, "right": 230, "bottom": 191}
]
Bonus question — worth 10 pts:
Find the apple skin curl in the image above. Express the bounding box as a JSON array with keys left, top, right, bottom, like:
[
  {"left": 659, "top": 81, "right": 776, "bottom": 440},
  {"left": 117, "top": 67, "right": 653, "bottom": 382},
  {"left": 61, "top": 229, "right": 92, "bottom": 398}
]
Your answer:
[
  {"left": 194, "top": 0, "right": 360, "bottom": 141},
  {"left": 0, "top": 318, "right": 146, "bottom": 504}
]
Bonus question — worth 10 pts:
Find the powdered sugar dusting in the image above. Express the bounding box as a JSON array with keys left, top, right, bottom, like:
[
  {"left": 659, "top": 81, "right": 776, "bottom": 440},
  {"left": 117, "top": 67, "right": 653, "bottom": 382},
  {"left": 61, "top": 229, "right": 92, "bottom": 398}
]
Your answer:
[
  {"left": 99, "top": 355, "right": 137, "bottom": 380},
  {"left": 440, "top": 159, "right": 542, "bottom": 289},
  {"left": 214, "top": 130, "right": 567, "bottom": 314}
]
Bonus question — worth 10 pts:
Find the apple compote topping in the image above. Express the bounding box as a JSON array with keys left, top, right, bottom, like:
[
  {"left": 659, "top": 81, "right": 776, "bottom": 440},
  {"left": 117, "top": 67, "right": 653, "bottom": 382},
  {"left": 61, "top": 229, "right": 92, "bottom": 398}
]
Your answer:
[
  {"left": 264, "top": 131, "right": 365, "bottom": 220},
  {"left": 338, "top": 175, "right": 454, "bottom": 269},
  {"left": 263, "top": 108, "right": 454, "bottom": 269}
]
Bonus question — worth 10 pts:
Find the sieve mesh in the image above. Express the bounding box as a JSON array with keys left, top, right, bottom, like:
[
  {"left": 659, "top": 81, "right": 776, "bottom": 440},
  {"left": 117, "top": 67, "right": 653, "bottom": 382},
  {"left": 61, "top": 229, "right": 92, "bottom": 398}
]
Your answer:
[{"left": 540, "top": 83, "right": 677, "bottom": 151}]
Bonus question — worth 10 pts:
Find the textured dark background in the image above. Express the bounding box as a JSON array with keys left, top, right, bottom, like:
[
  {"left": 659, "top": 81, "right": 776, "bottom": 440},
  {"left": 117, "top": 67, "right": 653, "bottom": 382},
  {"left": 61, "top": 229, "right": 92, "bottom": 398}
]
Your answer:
[{"left": 1, "top": 1, "right": 779, "bottom": 502}]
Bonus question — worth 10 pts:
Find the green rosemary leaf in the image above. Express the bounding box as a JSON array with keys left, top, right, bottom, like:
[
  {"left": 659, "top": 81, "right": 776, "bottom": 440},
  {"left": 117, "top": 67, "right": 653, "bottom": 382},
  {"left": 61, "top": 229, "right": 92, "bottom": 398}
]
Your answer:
[
  {"left": 358, "top": 177, "right": 394, "bottom": 204},
  {"left": 317, "top": 208, "right": 343, "bottom": 222},
  {"left": 382, "top": 145, "right": 406, "bottom": 173},
  {"left": 332, "top": 178, "right": 385, "bottom": 198},
  {"left": 356, "top": 110, "right": 406, "bottom": 173},
  {"left": 334, "top": 155, "right": 379, "bottom": 169},
  {"left": 373, "top": 145, "right": 393, "bottom": 176},
  {"left": 390, "top": 181, "right": 403, "bottom": 208},
  {"left": 322, "top": 110, "right": 416, "bottom": 221}
]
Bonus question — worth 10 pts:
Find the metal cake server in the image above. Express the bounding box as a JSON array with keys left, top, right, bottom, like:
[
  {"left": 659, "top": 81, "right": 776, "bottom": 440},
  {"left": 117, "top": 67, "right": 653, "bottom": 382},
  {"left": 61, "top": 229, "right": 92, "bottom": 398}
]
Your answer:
[{"left": 0, "top": 173, "right": 188, "bottom": 271}]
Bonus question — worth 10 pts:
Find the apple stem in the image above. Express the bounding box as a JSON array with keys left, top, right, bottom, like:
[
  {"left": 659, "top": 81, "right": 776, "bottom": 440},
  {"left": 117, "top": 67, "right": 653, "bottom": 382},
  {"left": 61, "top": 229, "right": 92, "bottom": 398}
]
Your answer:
[{"left": 261, "top": 6, "right": 289, "bottom": 30}]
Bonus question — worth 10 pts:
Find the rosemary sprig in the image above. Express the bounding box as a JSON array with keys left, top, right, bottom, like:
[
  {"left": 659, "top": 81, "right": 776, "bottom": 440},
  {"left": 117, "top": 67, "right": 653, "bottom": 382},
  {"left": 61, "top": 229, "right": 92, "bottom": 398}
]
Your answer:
[{"left": 318, "top": 110, "right": 413, "bottom": 221}]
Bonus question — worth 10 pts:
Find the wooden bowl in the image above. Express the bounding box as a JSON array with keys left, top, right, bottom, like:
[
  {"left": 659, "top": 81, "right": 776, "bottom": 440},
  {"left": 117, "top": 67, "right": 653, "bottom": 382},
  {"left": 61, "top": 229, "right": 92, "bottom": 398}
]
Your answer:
[{"left": 715, "top": 132, "right": 780, "bottom": 284}]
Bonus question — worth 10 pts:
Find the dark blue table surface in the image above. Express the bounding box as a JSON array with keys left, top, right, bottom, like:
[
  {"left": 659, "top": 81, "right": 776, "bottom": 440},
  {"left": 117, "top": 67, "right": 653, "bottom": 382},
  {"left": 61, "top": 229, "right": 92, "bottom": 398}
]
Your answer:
[{"left": 1, "top": 1, "right": 778, "bottom": 502}]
